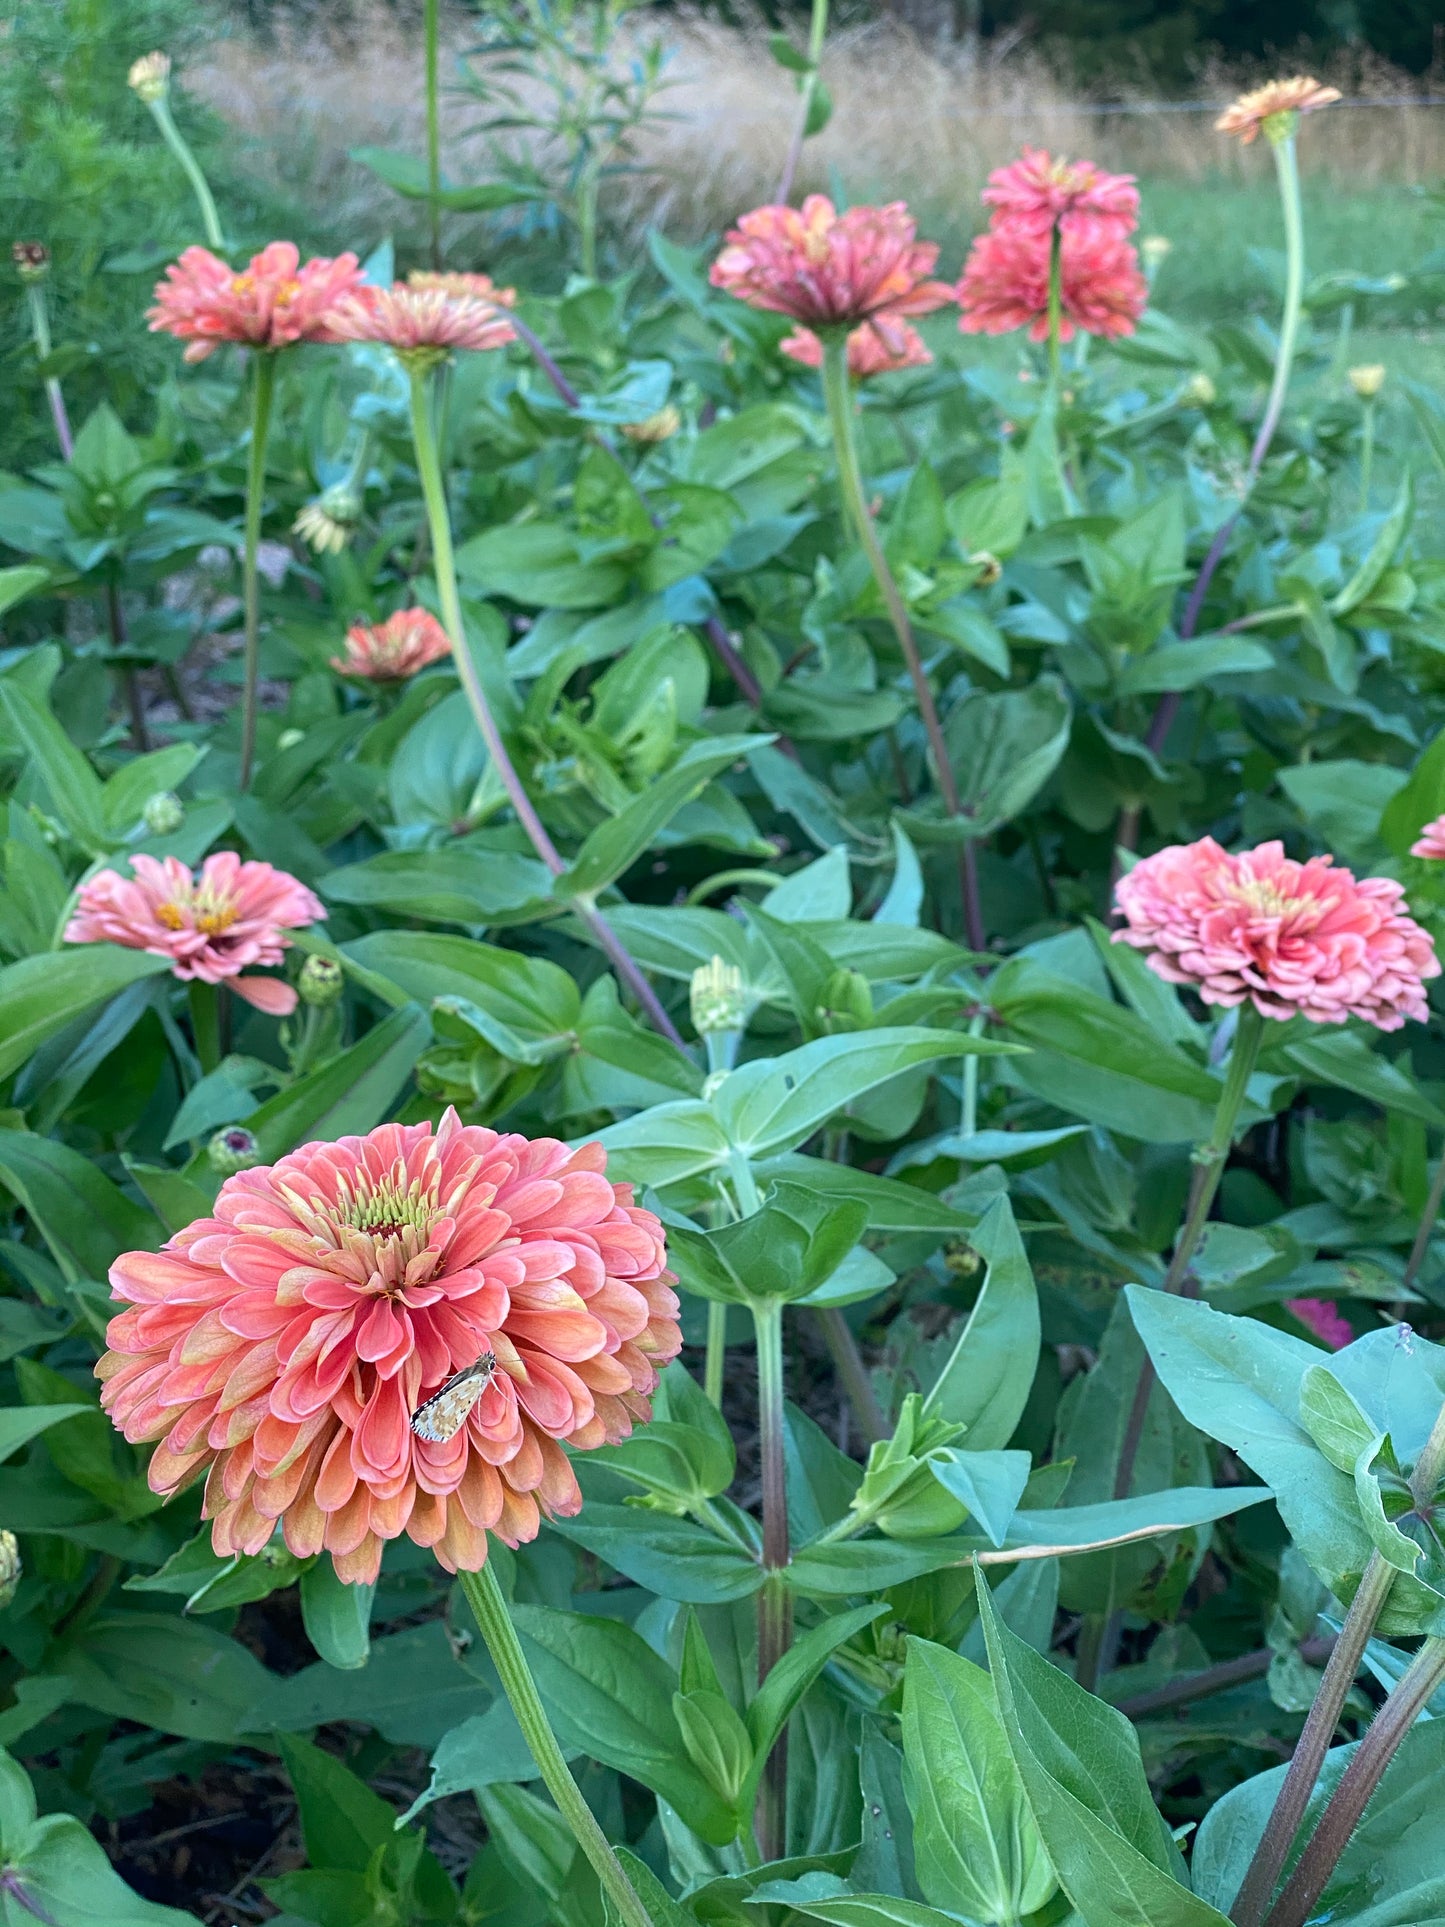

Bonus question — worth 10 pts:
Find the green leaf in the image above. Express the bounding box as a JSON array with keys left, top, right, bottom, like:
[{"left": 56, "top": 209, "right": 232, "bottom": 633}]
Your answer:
[
  {"left": 0, "top": 1403, "right": 91, "bottom": 1462},
  {"left": 0, "top": 1127, "right": 158, "bottom": 1284},
  {"left": 0, "top": 680, "right": 106, "bottom": 850},
  {"left": 605, "top": 1851, "right": 699, "bottom": 1927},
  {"left": 397, "top": 1697, "right": 555, "bottom": 1824},
  {"left": 455, "top": 521, "right": 632, "bottom": 609},
  {"left": 1279, "top": 1027, "right": 1445, "bottom": 1128},
  {"left": 549, "top": 1504, "right": 762, "bottom": 1603},
  {"left": 667, "top": 1184, "right": 868, "bottom": 1307},
  {"left": 790, "top": 1900, "right": 967, "bottom": 1926},
  {"left": 739, "top": 1604, "right": 887, "bottom": 1815},
  {"left": 593, "top": 1100, "right": 732, "bottom": 1189},
  {"left": 62, "top": 1613, "right": 285, "bottom": 1743},
  {"left": 768, "top": 30, "right": 814, "bottom": 70},
  {"left": 323, "top": 845, "right": 556, "bottom": 928},
  {"left": 1382, "top": 723, "right": 1445, "bottom": 858},
  {"left": 100, "top": 743, "right": 203, "bottom": 836},
  {"left": 922, "top": 1195, "right": 1040, "bottom": 1448},
  {"left": 1331, "top": 474, "right": 1413, "bottom": 616},
  {"left": 348, "top": 144, "right": 541, "bottom": 209},
  {"left": 277, "top": 1732, "right": 397, "bottom": 1872},
  {"left": 902, "top": 1638, "right": 1056, "bottom": 1923},
  {"left": 0, "top": 566, "right": 49, "bottom": 617},
  {"left": 300, "top": 1560, "right": 374, "bottom": 1670},
  {"left": 1116, "top": 634, "right": 1273, "bottom": 695},
  {"left": 939, "top": 676, "right": 1072, "bottom": 839},
  {"left": 0, "top": 946, "right": 170, "bottom": 1082},
  {"left": 345, "top": 929, "right": 581, "bottom": 1060},
  {"left": 244, "top": 1006, "right": 429, "bottom": 1161},
  {"left": 930, "top": 1448, "right": 1033, "bottom": 1548}
]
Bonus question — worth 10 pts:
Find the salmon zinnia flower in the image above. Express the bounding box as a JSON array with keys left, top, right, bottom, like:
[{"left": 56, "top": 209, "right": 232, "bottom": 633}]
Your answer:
[
  {"left": 981, "top": 148, "right": 1139, "bottom": 242},
  {"left": 709, "top": 195, "right": 953, "bottom": 333},
  {"left": 1215, "top": 76, "right": 1341, "bottom": 144},
  {"left": 958, "top": 223, "right": 1147, "bottom": 341},
  {"left": 1113, "top": 837, "right": 1439, "bottom": 1031},
  {"left": 781, "top": 316, "right": 932, "bottom": 378},
  {"left": 65, "top": 852, "right": 324, "bottom": 1015},
  {"left": 407, "top": 269, "right": 517, "bottom": 310},
  {"left": 331, "top": 608, "right": 452, "bottom": 682},
  {"left": 148, "top": 243, "right": 365, "bottom": 363},
  {"left": 330, "top": 283, "right": 516, "bottom": 366},
  {"left": 97, "top": 1113, "right": 681, "bottom": 1583},
  {"left": 1412, "top": 814, "right": 1445, "bottom": 860}
]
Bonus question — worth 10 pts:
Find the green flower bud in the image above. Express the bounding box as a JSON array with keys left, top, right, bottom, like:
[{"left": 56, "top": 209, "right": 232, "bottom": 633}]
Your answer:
[
  {"left": 142, "top": 790, "right": 185, "bottom": 836},
  {"left": 0, "top": 1530, "right": 21, "bottom": 1609},
  {"left": 817, "top": 967, "right": 873, "bottom": 1033},
  {"left": 208, "top": 1126, "right": 260, "bottom": 1175},
  {"left": 299, "top": 954, "right": 345, "bottom": 1008},
  {"left": 690, "top": 956, "right": 747, "bottom": 1037}
]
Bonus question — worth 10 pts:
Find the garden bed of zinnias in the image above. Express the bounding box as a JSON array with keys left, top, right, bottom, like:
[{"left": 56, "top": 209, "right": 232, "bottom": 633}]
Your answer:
[{"left": 10, "top": 15, "right": 1445, "bottom": 1927}]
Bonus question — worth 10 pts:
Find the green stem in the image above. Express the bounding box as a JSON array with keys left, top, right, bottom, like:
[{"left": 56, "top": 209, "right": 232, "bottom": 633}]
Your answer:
[
  {"left": 1403, "top": 1135, "right": 1445, "bottom": 1296},
  {"left": 424, "top": 0, "right": 442, "bottom": 269},
  {"left": 188, "top": 982, "right": 221, "bottom": 1076},
  {"left": 820, "top": 333, "right": 983, "bottom": 951},
  {"left": 1358, "top": 397, "right": 1375, "bottom": 514},
  {"left": 406, "top": 364, "right": 684, "bottom": 1048},
  {"left": 24, "top": 283, "right": 73, "bottom": 460},
  {"left": 578, "top": 166, "right": 601, "bottom": 281},
  {"left": 147, "top": 96, "right": 224, "bottom": 250},
  {"left": 775, "top": 0, "right": 830, "bottom": 203},
  {"left": 753, "top": 1298, "right": 792, "bottom": 1861},
  {"left": 814, "top": 1306, "right": 886, "bottom": 1445},
  {"left": 238, "top": 353, "right": 277, "bottom": 791},
  {"left": 458, "top": 1563, "right": 656, "bottom": 1927},
  {"left": 1251, "top": 132, "right": 1304, "bottom": 480},
  {"left": 704, "top": 1300, "right": 727, "bottom": 1408},
  {"left": 1046, "top": 223, "right": 1064, "bottom": 390},
  {"left": 1228, "top": 1551, "right": 1396, "bottom": 1927}
]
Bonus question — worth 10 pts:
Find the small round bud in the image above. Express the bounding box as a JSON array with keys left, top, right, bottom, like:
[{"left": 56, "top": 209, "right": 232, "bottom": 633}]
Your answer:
[
  {"left": 298, "top": 954, "right": 345, "bottom": 1008},
  {"left": 208, "top": 1126, "right": 260, "bottom": 1175},
  {"left": 276, "top": 728, "right": 305, "bottom": 751},
  {"left": 966, "top": 550, "right": 1003, "bottom": 587},
  {"left": 622, "top": 405, "right": 682, "bottom": 445},
  {"left": 11, "top": 242, "right": 49, "bottom": 283},
  {"left": 128, "top": 51, "right": 171, "bottom": 103},
  {"left": 1182, "top": 372, "right": 1217, "bottom": 408},
  {"left": 1140, "top": 234, "right": 1172, "bottom": 268},
  {"left": 690, "top": 955, "right": 747, "bottom": 1037},
  {"left": 142, "top": 790, "right": 184, "bottom": 836},
  {"left": 1348, "top": 363, "right": 1386, "bottom": 400},
  {"left": 0, "top": 1530, "right": 21, "bottom": 1609}
]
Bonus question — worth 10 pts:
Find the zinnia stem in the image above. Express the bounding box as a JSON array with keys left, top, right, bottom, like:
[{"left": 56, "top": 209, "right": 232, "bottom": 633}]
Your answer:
[
  {"left": 424, "top": 0, "right": 442, "bottom": 269},
  {"left": 188, "top": 982, "right": 222, "bottom": 1077},
  {"left": 458, "top": 1562, "right": 657, "bottom": 1927},
  {"left": 406, "top": 364, "right": 685, "bottom": 1049},
  {"left": 1403, "top": 1136, "right": 1445, "bottom": 1294},
  {"left": 704, "top": 1300, "right": 727, "bottom": 1407},
  {"left": 145, "top": 93, "right": 225, "bottom": 250},
  {"left": 820, "top": 333, "right": 984, "bottom": 951},
  {"left": 238, "top": 352, "right": 277, "bottom": 792},
  {"left": 1358, "top": 395, "right": 1376, "bottom": 513},
  {"left": 23, "top": 282, "right": 73, "bottom": 461},
  {"left": 752, "top": 1296, "right": 792, "bottom": 1861},
  {"left": 1046, "top": 224, "right": 1064, "bottom": 389},
  {"left": 1228, "top": 1550, "right": 1396, "bottom": 1927},
  {"left": 775, "top": 0, "right": 830, "bottom": 205}
]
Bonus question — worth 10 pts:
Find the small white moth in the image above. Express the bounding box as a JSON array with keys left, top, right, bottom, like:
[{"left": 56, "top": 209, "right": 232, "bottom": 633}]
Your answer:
[{"left": 409, "top": 1353, "right": 497, "bottom": 1443}]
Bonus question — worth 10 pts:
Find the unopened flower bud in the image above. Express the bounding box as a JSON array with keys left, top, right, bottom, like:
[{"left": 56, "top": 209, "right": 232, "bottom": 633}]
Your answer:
[
  {"left": 0, "top": 1531, "right": 21, "bottom": 1609},
  {"left": 1182, "top": 372, "right": 1217, "bottom": 407},
  {"left": 622, "top": 405, "right": 681, "bottom": 444},
  {"left": 1349, "top": 363, "right": 1386, "bottom": 400},
  {"left": 276, "top": 728, "right": 305, "bottom": 751},
  {"left": 944, "top": 1239, "right": 982, "bottom": 1279},
  {"left": 11, "top": 242, "right": 49, "bottom": 283},
  {"left": 1141, "top": 234, "right": 1172, "bottom": 268},
  {"left": 142, "top": 790, "right": 184, "bottom": 835},
  {"left": 299, "top": 954, "right": 344, "bottom": 1008},
  {"left": 294, "top": 479, "right": 364, "bottom": 555},
  {"left": 128, "top": 51, "right": 171, "bottom": 103},
  {"left": 691, "top": 955, "right": 746, "bottom": 1036},
  {"left": 209, "top": 1126, "right": 260, "bottom": 1175},
  {"left": 817, "top": 967, "right": 873, "bottom": 1032},
  {"left": 966, "top": 550, "right": 1003, "bottom": 587}
]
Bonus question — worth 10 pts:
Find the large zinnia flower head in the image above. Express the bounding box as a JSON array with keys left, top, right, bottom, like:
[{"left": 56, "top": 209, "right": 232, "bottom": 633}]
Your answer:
[
  {"left": 148, "top": 244, "right": 365, "bottom": 363},
  {"left": 331, "top": 608, "right": 452, "bottom": 682},
  {"left": 781, "top": 315, "right": 932, "bottom": 378},
  {"left": 97, "top": 1113, "right": 679, "bottom": 1583},
  {"left": 709, "top": 194, "right": 953, "bottom": 333},
  {"left": 1113, "top": 837, "right": 1440, "bottom": 1031},
  {"left": 981, "top": 147, "right": 1139, "bottom": 242},
  {"left": 957, "top": 222, "right": 1146, "bottom": 342},
  {"left": 65, "top": 851, "right": 323, "bottom": 1015}
]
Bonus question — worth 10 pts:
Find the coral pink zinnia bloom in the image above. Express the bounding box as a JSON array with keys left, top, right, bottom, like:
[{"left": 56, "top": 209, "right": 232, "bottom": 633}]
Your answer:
[
  {"left": 1215, "top": 76, "right": 1342, "bottom": 145},
  {"left": 406, "top": 269, "right": 517, "bottom": 310},
  {"left": 148, "top": 243, "right": 365, "bottom": 363},
  {"left": 1113, "top": 837, "right": 1440, "bottom": 1031},
  {"left": 331, "top": 608, "right": 452, "bottom": 682},
  {"left": 781, "top": 316, "right": 932, "bottom": 378},
  {"left": 709, "top": 195, "right": 953, "bottom": 332},
  {"left": 65, "top": 852, "right": 324, "bottom": 1016},
  {"left": 958, "top": 222, "right": 1147, "bottom": 341},
  {"left": 330, "top": 283, "right": 516, "bottom": 359},
  {"left": 1412, "top": 814, "right": 1445, "bottom": 860},
  {"left": 97, "top": 1113, "right": 681, "bottom": 1583},
  {"left": 1285, "top": 1297, "right": 1352, "bottom": 1350},
  {"left": 981, "top": 147, "right": 1139, "bottom": 243}
]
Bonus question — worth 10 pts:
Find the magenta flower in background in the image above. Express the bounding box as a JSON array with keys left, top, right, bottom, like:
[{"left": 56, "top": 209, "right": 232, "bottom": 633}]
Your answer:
[
  {"left": 331, "top": 608, "right": 452, "bottom": 682},
  {"left": 709, "top": 194, "right": 953, "bottom": 332},
  {"left": 1285, "top": 1297, "right": 1353, "bottom": 1350},
  {"left": 958, "top": 222, "right": 1147, "bottom": 341},
  {"left": 1113, "top": 837, "right": 1439, "bottom": 1031},
  {"left": 148, "top": 243, "right": 364, "bottom": 362},
  {"left": 66, "top": 851, "right": 324, "bottom": 1015},
  {"left": 981, "top": 147, "right": 1139, "bottom": 243}
]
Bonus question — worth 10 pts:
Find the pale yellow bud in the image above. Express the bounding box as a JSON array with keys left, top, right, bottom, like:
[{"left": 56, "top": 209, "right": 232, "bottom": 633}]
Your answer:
[
  {"left": 690, "top": 955, "right": 747, "bottom": 1037},
  {"left": 128, "top": 51, "right": 172, "bottom": 103},
  {"left": 621, "top": 405, "right": 681, "bottom": 445},
  {"left": 1348, "top": 364, "right": 1386, "bottom": 400},
  {"left": 1183, "top": 372, "right": 1217, "bottom": 407},
  {"left": 1141, "top": 235, "right": 1172, "bottom": 267}
]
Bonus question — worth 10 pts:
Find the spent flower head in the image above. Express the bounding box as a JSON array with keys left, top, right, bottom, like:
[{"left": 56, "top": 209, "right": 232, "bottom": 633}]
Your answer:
[
  {"left": 294, "top": 478, "right": 365, "bottom": 555},
  {"left": 781, "top": 316, "right": 932, "bottom": 378},
  {"left": 331, "top": 608, "right": 452, "bottom": 683},
  {"left": 128, "top": 51, "right": 172, "bottom": 102},
  {"left": 12, "top": 242, "right": 49, "bottom": 283},
  {"left": 1215, "top": 76, "right": 1341, "bottom": 145},
  {"left": 621, "top": 405, "right": 682, "bottom": 443}
]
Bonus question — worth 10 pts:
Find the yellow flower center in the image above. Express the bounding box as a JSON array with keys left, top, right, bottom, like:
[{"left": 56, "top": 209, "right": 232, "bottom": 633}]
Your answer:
[{"left": 156, "top": 882, "right": 240, "bottom": 937}]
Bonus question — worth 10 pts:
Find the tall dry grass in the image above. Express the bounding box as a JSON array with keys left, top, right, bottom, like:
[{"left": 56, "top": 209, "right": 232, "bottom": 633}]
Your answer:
[{"left": 191, "top": 8, "right": 1445, "bottom": 255}]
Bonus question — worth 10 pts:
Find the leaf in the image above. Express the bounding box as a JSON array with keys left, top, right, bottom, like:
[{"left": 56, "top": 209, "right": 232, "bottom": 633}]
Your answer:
[
  {"left": 930, "top": 1449, "right": 1033, "bottom": 1548},
  {"left": 276, "top": 1733, "right": 396, "bottom": 1872},
  {"left": 0, "top": 1404, "right": 91, "bottom": 1462},
  {"left": 244, "top": 1006, "right": 429, "bottom": 1161},
  {"left": 348, "top": 144, "right": 541, "bottom": 209},
  {"left": 790, "top": 1900, "right": 966, "bottom": 1926},
  {"left": 398, "top": 1697, "right": 554, "bottom": 1824},
  {"left": 1382, "top": 723, "right": 1445, "bottom": 858},
  {"left": 300, "top": 1560, "right": 374, "bottom": 1670},
  {"left": 345, "top": 930, "right": 581, "bottom": 1059},
  {"left": 0, "top": 1128, "right": 158, "bottom": 1284},
  {"left": 1331, "top": 474, "right": 1413, "bottom": 616},
  {"left": 100, "top": 743, "right": 203, "bottom": 836},
  {"left": 592, "top": 1100, "right": 732, "bottom": 1189},
  {"left": 976, "top": 1573, "right": 1230, "bottom": 1927},
  {"left": 875, "top": 823, "right": 924, "bottom": 926},
  {"left": 1116, "top": 635, "right": 1273, "bottom": 695},
  {"left": 549, "top": 1504, "right": 762, "bottom": 1602},
  {"left": 668, "top": 1184, "right": 867, "bottom": 1307},
  {"left": 1279, "top": 1026, "right": 1445, "bottom": 1129},
  {"left": 61, "top": 1613, "right": 285, "bottom": 1743},
  {"left": 902, "top": 1638, "right": 1056, "bottom": 1923},
  {"left": 922, "top": 1195, "right": 1041, "bottom": 1448},
  {"left": 0, "top": 946, "right": 170, "bottom": 1082},
  {"left": 0, "top": 566, "right": 49, "bottom": 616},
  {"left": 740, "top": 1604, "right": 887, "bottom": 1816},
  {"left": 323, "top": 845, "right": 556, "bottom": 928},
  {"left": 0, "top": 680, "right": 106, "bottom": 849},
  {"left": 938, "top": 676, "right": 1073, "bottom": 839}
]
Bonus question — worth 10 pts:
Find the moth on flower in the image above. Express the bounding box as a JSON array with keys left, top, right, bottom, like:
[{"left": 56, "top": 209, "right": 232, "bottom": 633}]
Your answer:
[{"left": 410, "top": 1353, "right": 499, "bottom": 1444}]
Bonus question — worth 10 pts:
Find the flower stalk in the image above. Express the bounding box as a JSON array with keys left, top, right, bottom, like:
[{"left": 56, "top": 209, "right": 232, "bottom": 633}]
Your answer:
[
  {"left": 238, "top": 352, "right": 278, "bottom": 792},
  {"left": 424, "top": 0, "right": 443, "bottom": 268},
  {"left": 820, "top": 332, "right": 984, "bottom": 950},
  {"left": 459, "top": 1562, "right": 657, "bottom": 1927},
  {"left": 775, "top": 0, "right": 829, "bottom": 205},
  {"left": 132, "top": 57, "right": 225, "bottom": 251},
  {"left": 752, "top": 1296, "right": 792, "bottom": 1860},
  {"left": 17, "top": 258, "right": 73, "bottom": 461},
  {"left": 405, "top": 364, "right": 684, "bottom": 1048},
  {"left": 1045, "top": 224, "right": 1064, "bottom": 388}
]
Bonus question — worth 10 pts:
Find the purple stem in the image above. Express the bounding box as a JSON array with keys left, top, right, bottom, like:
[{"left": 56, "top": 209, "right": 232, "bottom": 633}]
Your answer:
[{"left": 508, "top": 313, "right": 582, "bottom": 410}]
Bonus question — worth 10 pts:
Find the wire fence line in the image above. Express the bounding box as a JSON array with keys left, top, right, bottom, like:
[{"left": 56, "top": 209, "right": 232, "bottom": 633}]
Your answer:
[{"left": 963, "top": 96, "right": 1445, "bottom": 117}]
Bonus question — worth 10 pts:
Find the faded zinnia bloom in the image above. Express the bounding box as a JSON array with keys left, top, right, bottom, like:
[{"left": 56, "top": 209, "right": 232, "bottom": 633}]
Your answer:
[
  {"left": 981, "top": 148, "right": 1138, "bottom": 242},
  {"left": 1215, "top": 76, "right": 1342, "bottom": 145},
  {"left": 1113, "top": 837, "right": 1439, "bottom": 1031},
  {"left": 148, "top": 243, "right": 365, "bottom": 363},
  {"left": 781, "top": 316, "right": 932, "bottom": 377},
  {"left": 97, "top": 1113, "right": 681, "bottom": 1582},
  {"left": 709, "top": 195, "right": 953, "bottom": 333},
  {"left": 1286, "top": 1297, "right": 1352, "bottom": 1349},
  {"left": 330, "top": 283, "right": 516, "bottom": 366},
  {"left": 958, "top": 223, "right": 1147, "bottom": 342},
  {"left": 65, "top": 851, "right": 324, "bottom": 1015},
  {"left": 1411, "top": 814, "right": 1445, "bottom": 860},
  {"left": 331, "top": 608, "right": 452, "bottom": 682}
]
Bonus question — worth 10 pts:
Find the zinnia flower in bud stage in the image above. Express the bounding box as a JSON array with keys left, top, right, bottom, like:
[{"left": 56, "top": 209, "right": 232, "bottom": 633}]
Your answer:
[
  {"left": 958, "top": 222, "right": 1147, "bottom": 342},
  {"left": 1113, "top": 837, "right": 1439, "bottom": 1031},
  {"left": 148, "top": 244, "right": 365, "bottom": 363},
  {"left": 1285, "top": 1296, "right": 1352, "bottom": 1350},
  {"left": 1215, "top": 76, "right": 1341, "bottom": 145},
  {"left": 128, "top": 50, "right": 172, "bottom": 102},
  {"left": 709, "top": 195, "right": 953, "bottom": 333},
  {"left": 1412, "top": 814, "right": 1445, "bottom": 860},
  {"left": 781, "top": 316, "right": 932, "bottom": 378},
  {"left": 66, "top": 851, "right": 324, "bottom": 1015},
  {"left": 98, "top": 1113, "right": 681, "bottom": 1582},
  {"left": 330, "top": 608, "right": 452, "bottom": 682},
  {"left": 1349, "top": 363, "right": 1386, "bottom": 400},
  {"left": 329, "top": 283, "right": 516, "bottom": 367},
  {"left": 981, "top": 147, "right": 1139, "bottom": 242}
]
